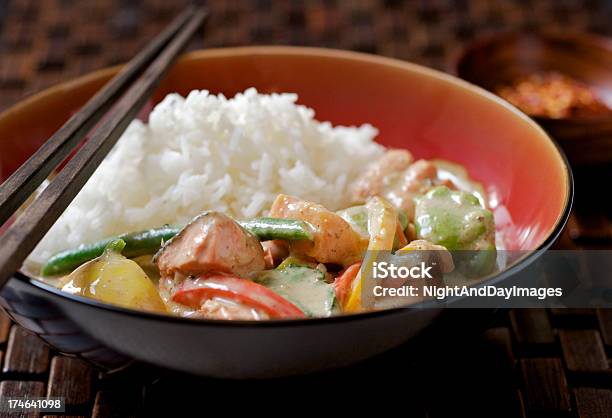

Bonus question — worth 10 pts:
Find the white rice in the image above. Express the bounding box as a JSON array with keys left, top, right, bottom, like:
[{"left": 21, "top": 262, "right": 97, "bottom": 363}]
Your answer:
[{"left": 29, "top": 88, "right": 384, "bottom": 265}]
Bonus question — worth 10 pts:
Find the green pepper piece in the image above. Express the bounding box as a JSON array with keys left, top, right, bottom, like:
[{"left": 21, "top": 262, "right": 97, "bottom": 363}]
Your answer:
[{"left": 414, "top": 186, "right": 496, "bottom": 276}]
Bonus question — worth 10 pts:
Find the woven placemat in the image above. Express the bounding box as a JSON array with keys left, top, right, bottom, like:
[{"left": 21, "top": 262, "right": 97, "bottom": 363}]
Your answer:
[
  {"left": 0, "top": 1, "right": 611, "bottom": 417},
  {"left": 2, "top": 0, "right": 612, "bottom": 111}
]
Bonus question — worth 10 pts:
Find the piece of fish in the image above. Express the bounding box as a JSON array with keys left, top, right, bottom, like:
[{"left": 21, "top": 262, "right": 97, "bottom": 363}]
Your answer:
[
  {"left": 352, "top": 150, "right": 453, "bottom": 219},
  {"left": 156, "top": 212, "right": 265, "bottom": 278},
  {"left": 269, "top": 194, "right": 368, "bottom": 266}
]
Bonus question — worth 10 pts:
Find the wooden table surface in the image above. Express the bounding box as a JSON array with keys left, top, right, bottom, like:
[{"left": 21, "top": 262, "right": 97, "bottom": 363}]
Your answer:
[{"left": 0, "top": 1, "right": 611, "bottom": 417}]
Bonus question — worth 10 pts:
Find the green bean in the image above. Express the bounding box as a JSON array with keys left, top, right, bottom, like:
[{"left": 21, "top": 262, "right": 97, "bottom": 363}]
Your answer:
[
  {"left": 41, "top": 218, "right": 313, "bottom": 276},
  {"left": 105, "top": 238, "right": 126, "bottom": 254},
  {"left": 238, "top": 217, "right": 314, "bottom": 241},
  {"left": 41, "top": 226, "right": 180, "bottom": 276}
]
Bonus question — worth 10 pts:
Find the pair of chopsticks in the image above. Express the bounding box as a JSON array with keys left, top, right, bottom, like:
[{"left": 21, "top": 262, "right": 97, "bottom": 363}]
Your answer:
[{"left": 0, "top": 7, "right": 208, "bottom": 288}]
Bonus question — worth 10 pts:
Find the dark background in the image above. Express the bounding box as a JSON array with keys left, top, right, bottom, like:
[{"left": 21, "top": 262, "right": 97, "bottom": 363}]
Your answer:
[
  {"left": 0, "top": 1, "right": 611, "bottom": 417},
  {"left": 2, "top": 0, "right": 612, "bottom": 111}
]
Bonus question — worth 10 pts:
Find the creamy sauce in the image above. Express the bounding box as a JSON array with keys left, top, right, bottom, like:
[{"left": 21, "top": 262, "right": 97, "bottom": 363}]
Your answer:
[{"left": 254, "top": 266, "right": 336, "bottom": 317}]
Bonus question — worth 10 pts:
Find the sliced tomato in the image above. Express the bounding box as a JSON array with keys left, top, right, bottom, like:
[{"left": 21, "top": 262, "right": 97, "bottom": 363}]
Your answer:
[
  {"left": 334, "top": 262, "right": 361, "bottom": 310},
  {"left": 172, "top": 273, "right": 305, "bottom": 319}
]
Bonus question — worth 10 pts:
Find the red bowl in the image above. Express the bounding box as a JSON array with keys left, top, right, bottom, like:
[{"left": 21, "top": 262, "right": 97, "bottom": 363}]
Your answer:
[
  {"left": 0, "top": 46, "right": 571, "bottom": 250},
  {"left": 0, "top": 47, "right": 573, "bottom": 377}
]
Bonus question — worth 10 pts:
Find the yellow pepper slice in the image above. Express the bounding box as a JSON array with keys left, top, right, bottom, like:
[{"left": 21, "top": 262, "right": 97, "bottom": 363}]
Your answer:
[
  {"left": 344, "top": 196, "right": 397, "bottom": 312},
  {"left": 60, "top": 239, "right": 166, "bottom": 313}
]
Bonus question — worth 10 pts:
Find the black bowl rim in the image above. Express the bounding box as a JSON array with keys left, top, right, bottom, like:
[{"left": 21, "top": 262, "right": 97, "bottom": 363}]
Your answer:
[
  {"left": 7, "top": 45, "right": 574, "bottom": 328},
  {"left": 450, "top": 29, "right": 612, "bottom": 125}
]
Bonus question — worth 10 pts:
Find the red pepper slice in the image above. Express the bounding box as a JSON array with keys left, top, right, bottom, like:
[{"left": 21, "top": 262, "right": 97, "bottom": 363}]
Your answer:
[
  {"left": 334, "top": 262, "right": 362, "bottom": 309},
  {"left": 172, "top": 273, "right": 305, "bottom": 319}
]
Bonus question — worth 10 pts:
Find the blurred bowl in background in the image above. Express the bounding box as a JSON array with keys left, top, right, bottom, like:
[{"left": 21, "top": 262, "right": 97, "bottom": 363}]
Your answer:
[{"left": 452, "top": 31, "right": 612, "bottom": 166}]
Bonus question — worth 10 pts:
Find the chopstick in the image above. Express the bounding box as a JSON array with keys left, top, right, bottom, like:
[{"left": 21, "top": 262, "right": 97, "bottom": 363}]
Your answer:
[
  {"left": 0, "top": 7, "right": 208, "bottom": 289},
  {"left": 0, "top": 6, "right": 196, "bottom": 227}
]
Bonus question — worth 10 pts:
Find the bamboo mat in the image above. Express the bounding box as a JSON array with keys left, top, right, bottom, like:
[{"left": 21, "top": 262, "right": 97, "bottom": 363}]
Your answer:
[
  {"left": 2, "top": 0, "right": 612, "bottom": 111},
  {"left": 0, "top": 1, "right": 611, "bottom": 417}
]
